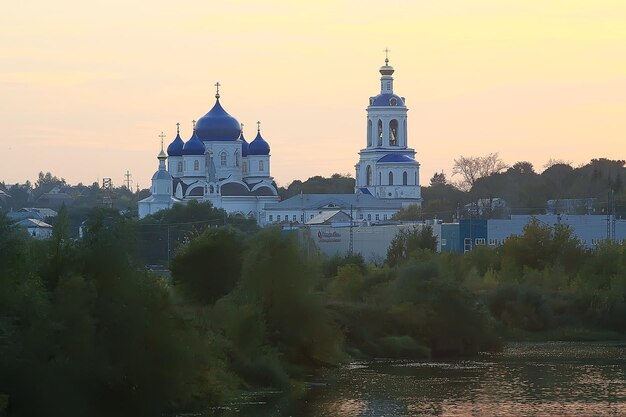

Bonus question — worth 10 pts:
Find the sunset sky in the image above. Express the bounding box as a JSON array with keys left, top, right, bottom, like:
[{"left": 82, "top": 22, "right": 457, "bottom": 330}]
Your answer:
[{"left": 2, "top": 0, "right": 625, "bottom": 189}]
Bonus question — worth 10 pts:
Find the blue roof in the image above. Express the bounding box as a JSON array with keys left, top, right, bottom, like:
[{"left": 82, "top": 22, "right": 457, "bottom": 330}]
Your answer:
[
  {"left": 166, "top": 133, "right": 184, "bottom": 156},
  {"left": 240, "top": 133, "right": 249, "bottom": 157},
  {"left": 377, "top": 154, "right": 418, "bottom": 164},
  {"left": 358, "top": 187, "right": 372, "bottom": 195},
  {"left": 195, "top": 99, "right": 241, "bottom": 141},
  {"left": 182, "top": 131, "right": 206, "bottom": 155},
  {"left": 249, "top": 131, "right": 270, "bottom": 155},
  {"left": 370, "top": 93, "right": 405, "bottom": 107}
]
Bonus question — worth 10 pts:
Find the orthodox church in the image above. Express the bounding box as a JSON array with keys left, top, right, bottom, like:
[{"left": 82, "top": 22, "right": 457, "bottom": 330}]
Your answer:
[
  {"left": 139, "top": 55, "right": 421, "bottom": 223},
  {"left": 138, "top": 85, "right": 279, "bottom": 220}
]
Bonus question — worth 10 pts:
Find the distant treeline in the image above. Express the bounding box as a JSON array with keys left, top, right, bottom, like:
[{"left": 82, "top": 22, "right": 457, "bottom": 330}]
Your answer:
[{"left": 1, "top": 203, "right": 625, "bottom": 416}]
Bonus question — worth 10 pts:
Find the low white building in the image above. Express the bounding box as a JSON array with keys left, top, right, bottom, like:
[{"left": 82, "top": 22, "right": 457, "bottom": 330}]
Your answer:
[{"left": 16, "top": 218, "right": 53, "bottom": 239}]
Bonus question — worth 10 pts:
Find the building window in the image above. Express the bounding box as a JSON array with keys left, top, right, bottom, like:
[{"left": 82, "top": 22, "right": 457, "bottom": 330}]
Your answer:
[
  {"left": 177, "top": 161, "right": 183, "bottom": 172},
  {"left": 235, "top": 150, "right": 240, "bottom": 167},
  {"left": 359, "top": 214, "right": 364, "bottom": 219},
  {"left": 464, "top": 238, "right": 472, "bottom": 253},
  {"left": 367, "top": 214, "right": 371, "bottom": 220},
  {"left": 243, "top": 161, "right": 247, "bottom": 173},
  {"left": 194, "top": 160, "right": 199, "bottom": 171},
  {"left": 300, "top": 214, "right": 304, "bottom": 222},
  {"left": 310, "top": 214, "right": 314, "bottom": 219},
  {"left": 377, "top": 120, "right": 383, "bottom": 146},
  {"left": 475, "top": 238, "right": 486, "bottom": 245},
  {"left": 220, "top": 152, "right": 227, "bottom": 166},
  {"left": 366, "top": 165, "right": 372, "bottom": 186},
  {"left": 259, "top": 160, "right": 264, "bottom": 171},
  {"left": 277, "top": 215, "right": 281, "bottom": 221},
  {"left": 389, "top": 171, "right": 394, "bottom": 185},
  {"left": 389, "top": 119, "right": 398, "bottom": 146},
  {"left": 441, "top": 239, "right": 447, "bottom": 246},
  {"left": 291, "top": 215, "right": 296, "bottom": 222},
  {"left": 383, "top": 214, "right": 387, "bottom": 220},
  {"left": 403, "top": 171, "right": 408, "bottom": 185},
  {"left": 367, "top": 119, "right": 372, "bottom": 147},
  {"left": 209, "top": 185, "right": 214, "bottom": 194},
  {"left": 269, "top": 215, "right": 273, "bottom": 222},
  {"left": 375, "top": 214, "right": 380, "bottom": 221}
]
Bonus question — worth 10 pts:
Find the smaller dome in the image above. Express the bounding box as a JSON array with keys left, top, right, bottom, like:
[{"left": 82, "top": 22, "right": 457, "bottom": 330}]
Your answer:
[
  {"left": 240, "top": 133, "right": 250, "bottom": 157},
  {"left": 377, "top": 154, "right": 418, "bottom": 164},
  {"left": 152, "top": 169, "right": 172, "bottom": 180},
  {"left": 379, "top": 64, "right": 395, "bottom": 76},
  {"left": 249, "top": 130, "right": 270, "bottom": 156},
  {"left": 166, "top": 133, "right": 184, "bottom": 156},
  {"left": 369, "top": 93, "right": 405, "bottom": 107},
  {"left": 182, "top": 131, "right": 206, "bottom": 155}
]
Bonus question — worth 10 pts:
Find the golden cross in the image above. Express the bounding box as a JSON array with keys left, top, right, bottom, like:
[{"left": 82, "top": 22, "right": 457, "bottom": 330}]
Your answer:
[
  {"left": 215, "top": 81, "right": 221, "bottom": 98},
  {"left": 192, "top": 119, "right": 196, "bottom": 131},
  {"left": 158, "top": 131, "right": 166, "bottom": 150},
  {"left": 256, "top": 121, "right": 261, "bottom": 132},
  {"left": 176, "top": 122, "right": 180, "bottom": 135},
  {"left": 383, "top": 48, "right": 391, "bottom": 64}
]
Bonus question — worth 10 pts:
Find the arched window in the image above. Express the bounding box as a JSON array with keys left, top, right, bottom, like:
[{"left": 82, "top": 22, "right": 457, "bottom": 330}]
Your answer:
[
  {"left": 389, "top": 120, "right": 398, "bottom": 146},
  {"left": 403, "top": 120, "right": 407, "bottom": 147},
  {"left": 377, "top": 120, "right": 383, "bottom": 146},
  {"left": 403, "top": 171, "right": 408, "bottom": 185},
  {"left": 378, "top": 172, "right": 381, "bottom": 185},
  {"left": 366, "top": 165, "right": 372, "bottom": 186},
  {"left": 177, "top": 161, "right": 182, "bottom": 172},
  {"left": 389, "top": 171, "right": 394, "bottom": 185},
  {"left": 209, "top": 185, "right": 214, "bottom": 194},
  {"left": 243, "top": 161, "right": 247, "bottom": 173},
  {"left": 367, "top": 120, "right": 373, "bottom": 147},
  {"left": 193, "top": 160, "right": 199, "bottom": 171},
  {"left": 220, "top": 152, "right": 227, "bottom": 166},
  {"left": 235, "top": 150, "right": 240, "bottom": 167},
  {"left": 259, "top": 160, "right": 264, "bottom": 171}
]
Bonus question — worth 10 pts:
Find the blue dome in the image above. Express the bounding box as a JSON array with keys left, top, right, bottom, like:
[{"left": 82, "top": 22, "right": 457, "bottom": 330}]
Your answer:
[
  {"left": 195, "top": 99, "right": 241, "bottom": 141},
  {"left": 377, "top": 154, "right": 417, "bottom": 164},
  {"left": 166, "top": 133, "right": 184, "bottom": 156},
  {"left": 369, "top": 93, "right": 405, "bottom": 107},
  {"left": 240, "top": 133, "right": 249, "bottom": 157},
  {"left": 249, "top": 131, "right": 270, "bottom": 156},
  {"left": 182, "top": 131, "right": 206, "bottom": 155}
]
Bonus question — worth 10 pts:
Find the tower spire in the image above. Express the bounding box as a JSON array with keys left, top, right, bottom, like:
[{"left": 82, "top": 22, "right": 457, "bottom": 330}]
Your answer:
[
  {"left": 157, "top": 132, "right": 167, "bottom": 161},
  {"left": 383, "top": 47, "right": 390, "bottom": 65},
  {"left": 176, "top": 122, "right": 180, "bottom": 135},
  {"left": 256, "top": 121, "right": 261, "bottom": 132}
]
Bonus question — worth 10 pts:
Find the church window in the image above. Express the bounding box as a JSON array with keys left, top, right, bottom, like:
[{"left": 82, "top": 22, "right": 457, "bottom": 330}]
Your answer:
[
  {"left": 367, "top": 120, "right": 372, "bottom": 147},
  {"left": 415, "top": 172, "right": 417, "bottom": 184},
  {"left": 292, "top": 215, "right": 297, "bottom": 222},
  {"left": 220, "top": 152, "right": 227, "bottom": 166},
  {"left": 389, "top": 120, "right": 398, "bottom": 146},
  {"left": 235, "top": 150, "right": 240, "bottom": 167},
  {"left": 209, "top": 185, "right": 214, "bottom": 194},
  {"left": 384, "top": 214, "right": 388, "bottom": 220},
  {"left": 379, "top": 172, "right": 381, "bottom": 185},
  {"left": 277, "top": 215, "right": 281, "bottom": 221},
  {"left": 359, "top": 214, "right": 363, "bottom": 219},
  {"left": 300, "top": 214, "right": 304, "bottom": 222},
  {"left": 377, "top": 120, "right": 383, "bottom": 146},
  {"left": 259, "top": 160, "right": 264, "bottom": 171},
  {"left": 403, "top": 171, "right": 408, "bottom": 185},
  {"left": 376, "top": 214, "right": 380, "bottom": 221},
  {"left": 390, "top": 97, "right": 397, "bottom": 106},
  {"left": 194, "top": 160, "right": 199, "bottom": 171},
  {"left": 403, "top": 120, "right": 407, "bottom": 146},
  {"left": 367, "top": 214, "right": 371, "bottom": 220},
  {"left": 310, "top": 214, "right": 314, "bottom": 219},
  {"left": 177, "top": 161, "right": 183, "bottom": 172},
  {"left": 269, "top": 215, "right": 273, "bottom": 222},
  {"left": 366, "top": 165, "right": 372, "bottom": 186},
  {"left": 389, "top": 171, "right": 394, "bottom": 185},
  {"left": 243, "top": 161, "right": 247, "bottom": 173}
]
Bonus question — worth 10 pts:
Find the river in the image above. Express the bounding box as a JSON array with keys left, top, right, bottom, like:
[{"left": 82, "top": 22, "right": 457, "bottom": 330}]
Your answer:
[{"left": 208, "top": 342, "right": 626, "bottom": 416}]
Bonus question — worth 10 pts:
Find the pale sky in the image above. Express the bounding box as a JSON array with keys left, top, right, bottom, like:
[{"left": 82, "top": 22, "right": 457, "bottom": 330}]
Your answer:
[{"left": 2, "top": 0, "right": 625, "bottom": 189}]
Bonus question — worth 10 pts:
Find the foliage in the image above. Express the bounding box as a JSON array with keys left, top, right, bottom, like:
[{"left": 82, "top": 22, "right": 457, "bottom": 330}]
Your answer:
[
  {"left": 386, "top": 226, "right": 438, "bottom": 267},
  {"left": 278, "top": 174, "right": 355, "bottom": 200},
  {"left": 170, "top": 228, "right": 244, "bottom": 304},
  {"left": 452, "top": 153, "right": 508, "bottom": 191},
  {"left": 392, "top": 203, "right": 422, "bottom": 221}
]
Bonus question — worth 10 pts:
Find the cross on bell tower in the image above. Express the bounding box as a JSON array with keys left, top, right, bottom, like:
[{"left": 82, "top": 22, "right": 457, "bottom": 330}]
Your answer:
[{"left": 215, "top": 82, "right": 221, "bottom": 99}]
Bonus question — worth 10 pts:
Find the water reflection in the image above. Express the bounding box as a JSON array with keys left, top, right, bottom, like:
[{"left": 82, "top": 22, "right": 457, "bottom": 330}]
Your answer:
[{"left": 206, "top": 342, "right": 626, "bottom": 416}]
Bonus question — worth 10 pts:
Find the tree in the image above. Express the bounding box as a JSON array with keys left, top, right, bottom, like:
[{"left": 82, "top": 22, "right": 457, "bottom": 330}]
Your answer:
[
  {"left": 392, "top": 204, "right": 422, "bottom": 221},
  {"left": 386, "top": 226, "right": 438, "bottom": 267},
  {"left": 429, "top": 171, "right": 447, "bottom": 186},
  {"left": 452, "top": 153, "right": 508, "bottom": 191}
]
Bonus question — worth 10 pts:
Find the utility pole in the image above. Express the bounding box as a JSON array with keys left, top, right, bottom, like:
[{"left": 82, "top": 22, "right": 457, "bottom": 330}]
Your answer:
[
  {"left": 349, "top": 204, "right": 354, "bottom": 255},
  {"left": 124, "top": 170, "right": 133, "bottom": 190}
]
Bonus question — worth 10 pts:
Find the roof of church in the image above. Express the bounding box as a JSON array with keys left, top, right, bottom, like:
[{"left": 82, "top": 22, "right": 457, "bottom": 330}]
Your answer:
[
  {"left": 182, "top": 131, "right": 206, "bottom": 155},
  {"left": 377, "top": 154, "right": 418, "bottom": 164},
  {"left": 167, "top": 133, "right": 184, "bottom": 156},
  {"left": 195, "top": 98, "right": 241, "bottom": 142},
  {"left": 370, "top": 93, "right": 405, "bottom": 107},
  {"left": 249, "top": 130, "right": 270, "bottom": 155},
  {"left": 265, "top": 193, "right": 405, "bottom": 211}
]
